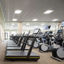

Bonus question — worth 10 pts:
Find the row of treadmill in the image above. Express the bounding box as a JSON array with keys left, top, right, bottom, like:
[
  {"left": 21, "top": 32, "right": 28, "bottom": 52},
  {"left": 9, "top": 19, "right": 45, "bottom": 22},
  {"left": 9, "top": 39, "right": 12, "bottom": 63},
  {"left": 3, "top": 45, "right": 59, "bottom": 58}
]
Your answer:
[
  {"left": 5, "top": 34, "right": 40, "bottom": 61},
  {"left": 5, "top": 28, "right": 64, "bottom": 61}
]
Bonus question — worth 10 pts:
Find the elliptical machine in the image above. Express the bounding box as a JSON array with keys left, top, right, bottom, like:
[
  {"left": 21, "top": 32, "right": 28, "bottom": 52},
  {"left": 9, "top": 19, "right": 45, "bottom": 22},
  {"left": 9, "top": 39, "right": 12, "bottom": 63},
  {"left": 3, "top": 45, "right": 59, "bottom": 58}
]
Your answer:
[
  {"left": 28, "top": 28, "right": 43, "bottom": 48},
  {"left": 51, "top": 26, "right": 64, "bottom": 61},
  {"left": 39, "top": 31, "right": 55, "bottom": 52}
]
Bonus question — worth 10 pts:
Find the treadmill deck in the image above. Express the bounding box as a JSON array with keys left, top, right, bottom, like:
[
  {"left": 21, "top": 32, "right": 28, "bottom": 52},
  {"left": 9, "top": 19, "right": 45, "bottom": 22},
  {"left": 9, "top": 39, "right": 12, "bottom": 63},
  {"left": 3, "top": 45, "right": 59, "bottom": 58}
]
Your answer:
[{"left": 5, "top": 50, "right": 40, "bottom": 61}]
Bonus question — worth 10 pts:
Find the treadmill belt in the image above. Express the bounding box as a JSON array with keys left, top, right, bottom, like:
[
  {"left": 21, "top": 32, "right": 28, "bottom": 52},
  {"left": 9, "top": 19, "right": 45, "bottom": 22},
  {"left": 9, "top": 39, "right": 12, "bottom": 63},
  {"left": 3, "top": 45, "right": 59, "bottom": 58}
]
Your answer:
[
  {"left": 7, "top": 47, "right": 21, "bottom": 49},
  {"left": 7, "top": 40, "right": 15, "bottom": 44},
  {"left": 6, "top": 50, "right": 39, "bottom": 56},
  {"left": 7, "top": 44, "right": 18, "bottom": 47},
  {"left": 7, "top": 47, "right": 29, "bottom": 50},
  {"left": 6, "top": 40, "right": 17, "bottom": 47}
]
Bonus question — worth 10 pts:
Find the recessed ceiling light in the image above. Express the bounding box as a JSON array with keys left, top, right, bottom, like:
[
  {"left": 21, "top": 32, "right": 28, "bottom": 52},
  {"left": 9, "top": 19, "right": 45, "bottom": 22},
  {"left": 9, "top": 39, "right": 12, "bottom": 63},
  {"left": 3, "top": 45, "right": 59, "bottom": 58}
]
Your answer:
[
  {"left": 43, "top": 10, "right": 54, "bottom": 14},
  {"left": 12, "top": 18, "right": 18, "bottom": 21},
  {"left": 26, "top": 23, "right": 30, "bottom": 25},
  {"left": 52, "top": 19, "right": 58, "bottom": 21},
  {"left": 32, "top": 19, "right": 38, "bottom": 21},
  {"left": 15, "top": 10, "right": 22, "bottom": 14}
]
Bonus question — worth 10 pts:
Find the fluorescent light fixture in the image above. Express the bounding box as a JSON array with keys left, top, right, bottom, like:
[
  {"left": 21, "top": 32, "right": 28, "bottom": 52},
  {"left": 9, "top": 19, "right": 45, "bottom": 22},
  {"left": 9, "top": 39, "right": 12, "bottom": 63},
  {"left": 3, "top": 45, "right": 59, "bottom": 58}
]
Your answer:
[
  {"left": 52, "top": 19, "right": 58, "bottom": 21},
  {"left": 26, "top": 23, "right": 30, "bottom": 25},
  {"left": 15, "top": 10, "right": 22, "bottom": 14},
  {"left": 41, "top": 24, "right": 45, "bottom": 25},
  {"left": 12, "top": 18, "right": 18, "bottom": 21},
  {"left": 12, "top": 23, "right": 15, "bottom": 26},
  {"left": 43, "top": 10, "right": 54, "bottom": 14},
  {"left": 32, "top": 19, "right": 38, "bottom": 21}
]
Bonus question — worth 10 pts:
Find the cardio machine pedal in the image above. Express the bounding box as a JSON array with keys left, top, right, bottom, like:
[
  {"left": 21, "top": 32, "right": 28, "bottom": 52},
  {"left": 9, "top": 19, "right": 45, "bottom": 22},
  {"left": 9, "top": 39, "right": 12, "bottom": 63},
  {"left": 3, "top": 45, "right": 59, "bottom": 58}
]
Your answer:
[{"left": 51, "top": 56, "right": 63, "bottom": 62}]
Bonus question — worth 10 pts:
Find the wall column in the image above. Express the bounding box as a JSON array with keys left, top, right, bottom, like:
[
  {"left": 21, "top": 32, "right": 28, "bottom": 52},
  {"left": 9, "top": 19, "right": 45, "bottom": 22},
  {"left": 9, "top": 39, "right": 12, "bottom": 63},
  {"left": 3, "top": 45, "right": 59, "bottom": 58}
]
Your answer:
[
  {"left": 58, "top": 22, "right": 61, "bottom": 29},
  {"left": 18, "top": 22, "right": 22, "bottom": 34}
]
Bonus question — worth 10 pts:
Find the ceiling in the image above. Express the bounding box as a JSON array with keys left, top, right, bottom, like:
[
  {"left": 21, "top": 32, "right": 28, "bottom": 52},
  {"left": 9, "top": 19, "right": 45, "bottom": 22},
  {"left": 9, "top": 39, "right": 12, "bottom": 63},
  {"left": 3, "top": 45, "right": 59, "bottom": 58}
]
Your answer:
[{"left": 0, "top": 0, "right": 64, "bottom": 22}]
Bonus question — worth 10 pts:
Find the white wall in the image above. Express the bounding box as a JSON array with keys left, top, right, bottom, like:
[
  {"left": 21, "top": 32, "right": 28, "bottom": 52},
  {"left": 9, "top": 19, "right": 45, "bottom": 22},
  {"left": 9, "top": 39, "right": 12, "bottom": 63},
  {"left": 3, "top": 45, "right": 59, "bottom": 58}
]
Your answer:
[{"left": 0, "top": 24, "right": 4, "bottom": 41}]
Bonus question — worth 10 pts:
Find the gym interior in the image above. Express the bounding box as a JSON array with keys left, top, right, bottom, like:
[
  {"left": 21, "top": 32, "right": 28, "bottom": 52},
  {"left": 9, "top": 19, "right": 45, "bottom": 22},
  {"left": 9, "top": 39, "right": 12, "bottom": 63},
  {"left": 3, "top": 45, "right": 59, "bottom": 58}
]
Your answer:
[{"left": 0, "top": 0, "right": 64, "bottom": 64}]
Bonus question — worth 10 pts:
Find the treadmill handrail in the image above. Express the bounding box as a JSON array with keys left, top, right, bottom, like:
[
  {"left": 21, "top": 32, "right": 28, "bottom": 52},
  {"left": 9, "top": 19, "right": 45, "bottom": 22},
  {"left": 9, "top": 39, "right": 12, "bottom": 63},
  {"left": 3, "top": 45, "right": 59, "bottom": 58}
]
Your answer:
[
  {"left": 27, "top": 38, "right": 36, "bottom": 57},
  {"left": 20, "top": 35, "right": 39, "bottom": 57}
]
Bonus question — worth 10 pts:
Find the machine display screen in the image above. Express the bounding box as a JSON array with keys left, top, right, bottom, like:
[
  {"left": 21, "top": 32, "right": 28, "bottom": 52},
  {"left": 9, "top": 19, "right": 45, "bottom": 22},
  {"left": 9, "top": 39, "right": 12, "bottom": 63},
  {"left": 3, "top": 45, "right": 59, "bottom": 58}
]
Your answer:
[
  {"left": 44, "top": 25, "right": 51, "bottom": 30},
  {"left": 57, "top": 30, "right": 63, "bottom": 33},
  {"left": 61, "top": 21, "right": 64, "bottom": 27}
]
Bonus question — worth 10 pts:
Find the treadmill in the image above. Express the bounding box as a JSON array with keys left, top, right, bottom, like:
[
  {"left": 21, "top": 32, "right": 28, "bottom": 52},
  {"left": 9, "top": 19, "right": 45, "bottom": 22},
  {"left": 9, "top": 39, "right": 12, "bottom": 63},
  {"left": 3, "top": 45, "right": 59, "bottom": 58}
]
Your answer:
[
  {"left": 7, "top": 33, "right": 26, "bottom": 47},
  {"left": 7, "top": 35, "right": 29, "bottom": 50},
  {"left": 5, "top": 35, "right": 40, "bottom": 61},
  {"left": 7, "top": 34, "right": 24, "bottom": 47}
]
